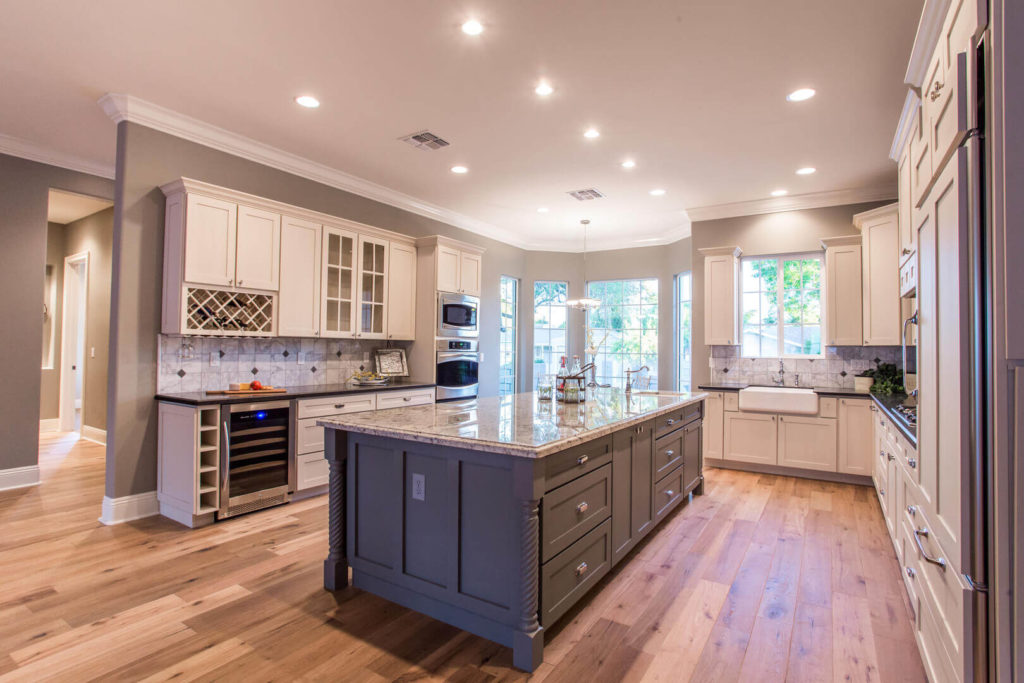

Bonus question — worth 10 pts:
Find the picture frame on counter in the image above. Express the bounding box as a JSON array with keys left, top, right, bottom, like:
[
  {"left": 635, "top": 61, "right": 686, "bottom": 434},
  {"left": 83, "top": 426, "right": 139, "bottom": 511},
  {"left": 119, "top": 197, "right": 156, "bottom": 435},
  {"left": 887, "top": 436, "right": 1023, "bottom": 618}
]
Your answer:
[{"left": 375, "top": 347, "right": 409, "bottom": 377}]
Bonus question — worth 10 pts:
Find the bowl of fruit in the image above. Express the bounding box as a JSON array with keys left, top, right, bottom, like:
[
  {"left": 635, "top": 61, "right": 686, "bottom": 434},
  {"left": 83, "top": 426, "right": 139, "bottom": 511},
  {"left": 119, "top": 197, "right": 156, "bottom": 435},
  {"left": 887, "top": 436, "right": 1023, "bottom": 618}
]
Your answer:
[{"left": 348, "top": 371, "right": 390, "bottom": 386}]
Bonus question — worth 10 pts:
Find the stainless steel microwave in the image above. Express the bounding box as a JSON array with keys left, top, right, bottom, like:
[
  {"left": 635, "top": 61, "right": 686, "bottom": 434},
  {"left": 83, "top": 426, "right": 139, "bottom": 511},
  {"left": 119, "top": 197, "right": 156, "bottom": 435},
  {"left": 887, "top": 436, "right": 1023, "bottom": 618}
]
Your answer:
[{"left": 437, "top": 292, "right": 479, "bottom": 338}]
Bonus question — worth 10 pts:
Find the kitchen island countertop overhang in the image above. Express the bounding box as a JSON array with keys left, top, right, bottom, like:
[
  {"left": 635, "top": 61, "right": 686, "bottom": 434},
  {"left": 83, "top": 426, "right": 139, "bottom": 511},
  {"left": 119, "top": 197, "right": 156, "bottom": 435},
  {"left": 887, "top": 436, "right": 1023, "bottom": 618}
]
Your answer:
[{"left": 317, "top": 389, "right": 707, "bottom": 672}]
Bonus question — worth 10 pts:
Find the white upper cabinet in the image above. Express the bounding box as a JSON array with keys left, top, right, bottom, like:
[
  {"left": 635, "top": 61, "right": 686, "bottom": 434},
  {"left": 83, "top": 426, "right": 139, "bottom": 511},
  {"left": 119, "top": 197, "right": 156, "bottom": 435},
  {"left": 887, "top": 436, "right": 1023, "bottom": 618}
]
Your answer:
[
  {"left": 235, "top": 205, "right": 281, "bottom": 291},
  {"left": 386, "top": 242, "right": 417, "bottom": 340},
  {"left": 320, "top": 226, "right": 357, "bottom": 338},
  {"left": 699, "top": 246, "right": 741, "bottom": 346},
  {"left": 183, "top": 194, "right": 237, "bottom": 287},
  {"left": 822, "top": 236, "right": 863, "bottom": 346},
  {"left": 435, "top": 243, "right": 483, "bottom": 296},
  {"left": 855, "top": 204, "right": 901, "bottom": 346},
  {"left": 356, "top": 236, "right": 389, "bottom": 339},
  {"left": 278, "top": 217, "right": 321, "bottom": 337},
  {"left": 897, "top": 133, "right": 917, "bottom": 262}
]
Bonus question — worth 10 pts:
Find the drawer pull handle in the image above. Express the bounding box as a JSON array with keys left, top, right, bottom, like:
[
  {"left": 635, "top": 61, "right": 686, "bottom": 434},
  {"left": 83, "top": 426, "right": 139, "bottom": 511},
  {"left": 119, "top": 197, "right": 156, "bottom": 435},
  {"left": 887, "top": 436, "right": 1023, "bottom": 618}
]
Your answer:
[
  {"left": 913, "top": 527, "right": 947, "bottom": 570},
  {"left": 887, "top": 453, "right": 895, "bottom": 462},
  {"left": 576, "top": 501, "right": 589, "bottom": 514},
  {"left": 665, "top": 450, "right": 675, "bottom": 457},
  {"left": 929, "top": 80, "right": 944, "bottom": 101},
  {"left": 666, "top": 418, "right": 677, "bottom": 425},
  {"left": 908, "top": 457, "right": 918, "bottom": 469},
  {"left": 665, "top": 489, "right": 675, "bottom": 497},
  {"left": 576, "top": 455, "right": 589, "bottom": 466},
  {"left": 334, "top": 404, "right": 346, "bottom": 409},
  {"left": 907, "top": 504, "right": 917, "bottom": 516},
  {"left": 879, "top": 488, "right": 886, "bottom": 496},
  {"left": 905, "top": 566, "right": 916, "bottom": 579},
  {"left": 575, "top": 561, "right": 589, "bottom": 577},
  {"left": 403, "top": 397, "right": 412, "bottom": 402}
]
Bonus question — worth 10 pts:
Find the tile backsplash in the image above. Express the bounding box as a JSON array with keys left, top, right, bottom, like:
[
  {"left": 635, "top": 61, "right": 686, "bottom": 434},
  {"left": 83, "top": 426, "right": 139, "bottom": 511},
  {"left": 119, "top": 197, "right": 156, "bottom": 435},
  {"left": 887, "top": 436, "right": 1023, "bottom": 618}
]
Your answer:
[
  {"left": 708, "top": 345, "right": 904, "bottom": 389},
  {"left": 157, "top": 336, "right": 412, "bottom": 394}
]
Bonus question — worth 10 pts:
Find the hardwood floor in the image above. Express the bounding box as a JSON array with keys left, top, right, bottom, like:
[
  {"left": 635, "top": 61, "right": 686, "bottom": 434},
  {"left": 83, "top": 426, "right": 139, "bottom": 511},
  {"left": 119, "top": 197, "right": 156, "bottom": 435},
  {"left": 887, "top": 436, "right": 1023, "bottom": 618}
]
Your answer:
[{"left": 0, "top": 433, "right": 926, "bottom": 682}]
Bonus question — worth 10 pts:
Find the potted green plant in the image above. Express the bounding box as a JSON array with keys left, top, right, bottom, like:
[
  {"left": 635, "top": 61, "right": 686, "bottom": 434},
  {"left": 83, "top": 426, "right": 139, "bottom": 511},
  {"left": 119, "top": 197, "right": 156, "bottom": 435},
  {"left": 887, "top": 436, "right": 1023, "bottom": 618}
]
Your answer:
[{"left": 856, "top": 361, "right": 905, "bottom": 395}]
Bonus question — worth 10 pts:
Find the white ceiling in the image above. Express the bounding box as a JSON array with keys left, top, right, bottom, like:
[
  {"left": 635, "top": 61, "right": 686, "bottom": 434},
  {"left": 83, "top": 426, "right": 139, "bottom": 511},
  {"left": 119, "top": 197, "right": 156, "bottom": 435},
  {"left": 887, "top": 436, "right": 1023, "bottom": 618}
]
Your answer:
[
  {"left": 0, "top": 0, "right": 921, "bottom": 251},
  {"left": 47, "top": 189, "right": 113, "bottom": 225}
]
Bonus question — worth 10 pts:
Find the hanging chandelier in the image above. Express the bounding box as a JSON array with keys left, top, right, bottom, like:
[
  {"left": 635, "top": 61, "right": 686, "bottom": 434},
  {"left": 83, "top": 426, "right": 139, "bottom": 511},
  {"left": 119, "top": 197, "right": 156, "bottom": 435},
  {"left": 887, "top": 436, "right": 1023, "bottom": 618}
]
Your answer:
[{"left": 567, "top": 219, "right": 602, "bottom": 310}]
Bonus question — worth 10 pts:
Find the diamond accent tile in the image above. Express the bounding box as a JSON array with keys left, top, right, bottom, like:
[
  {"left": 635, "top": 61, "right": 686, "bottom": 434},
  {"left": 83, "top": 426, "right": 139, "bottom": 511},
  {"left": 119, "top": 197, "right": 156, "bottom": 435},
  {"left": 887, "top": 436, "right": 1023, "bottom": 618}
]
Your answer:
[
  {"left": 218, "top": 349, "right": 225, "bottom": 358},
  {"left": 177, "top": 369, "right": 186, "bottom": 378},
  {"left": 310, "top": 366, "right": 317, "bottom": 373},
  {"left": 722, "top": 367, "right": 729, "bottom": 374},
  {"left": 251, "top": 367, "right": 259, "bottom": 375},
  {"left": 873, "top": 357, "right": 881, "bottom": 364},
  {"left": 840, "top": 370, "right": 848, "bottom": 377},
  {"left": 282, "top": 349, "right": 290, "bottom": 358},
  {"left": 336, "top": 350, "right": 342, "bottom": 358}
]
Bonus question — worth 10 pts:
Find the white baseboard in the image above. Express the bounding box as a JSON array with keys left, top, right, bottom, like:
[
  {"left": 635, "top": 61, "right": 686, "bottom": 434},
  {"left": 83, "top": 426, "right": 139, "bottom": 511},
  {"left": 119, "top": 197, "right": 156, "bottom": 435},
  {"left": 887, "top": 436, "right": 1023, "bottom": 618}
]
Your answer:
[
  {"left": 39, "top": 418, "right": 59, "bottom": 433},
  {"left": 0, "top": 465, "right": 41, "bottom": 491},
  {"left": 81, "top": 425, "right": 107, "bottom": 446},
  {"left": 99, "top": 491, "right": 159, "bottom": 525}
]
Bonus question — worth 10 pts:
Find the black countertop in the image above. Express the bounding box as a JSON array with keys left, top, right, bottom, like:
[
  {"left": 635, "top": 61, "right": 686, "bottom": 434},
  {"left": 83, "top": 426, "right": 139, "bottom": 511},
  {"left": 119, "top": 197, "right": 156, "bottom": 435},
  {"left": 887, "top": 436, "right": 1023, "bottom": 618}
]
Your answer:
[
  {"left": 697, "top": 383, "right": 916, "bottom": 446},
  {"left": 156, "top": 378, "right": 436, "bottom": 406}
]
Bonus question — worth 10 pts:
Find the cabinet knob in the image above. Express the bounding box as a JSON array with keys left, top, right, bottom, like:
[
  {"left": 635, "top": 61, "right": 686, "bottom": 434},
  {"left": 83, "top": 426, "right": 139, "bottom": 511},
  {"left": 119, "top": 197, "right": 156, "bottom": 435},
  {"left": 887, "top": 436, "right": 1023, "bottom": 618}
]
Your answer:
[
  {"left": 665, "top": 489, "right": 675, "bottom": 497},
  {"left": 907, "top": 504, "right": 917, "bottom": 516},
  {"left": 665, "top": 450, "right": 675, "bottom": 457},
  {"left": 575, "top": 561, "right": 589, "bottom": 577},
  {"left": 576, "top": 454, "right": 589, "bottom": 466},
  {"left": 403, "top": 397, "right": 411, "bottom": 402},
  {"left": 666, "top": 418, "right": 677, "bottom": 425},
  {"left": 238, "top": 280, "right": 243, "bottom": 286},
  {"left": 905, "top": 566, "right": 916, "bottom": 579},
  {"left": 908, "top": 457, "right": 917, "bottom": 469},
  {"left": 334, "top": 404, "right": 346, "bottom": 409},
  {"left": 887, "top": 453, "right": 895, "bottom": 462},
  {"left": 929, "top": 80, "right": 944, "bottom": 101},
  {"left": 902, "top": 247, "right": 912, "bottom": 255},
  {"left": 576, "top": 501, "right": 589, "bottom": 514},
  {"left": 879, "top": 488, "right": 886, "bottom": 496}
]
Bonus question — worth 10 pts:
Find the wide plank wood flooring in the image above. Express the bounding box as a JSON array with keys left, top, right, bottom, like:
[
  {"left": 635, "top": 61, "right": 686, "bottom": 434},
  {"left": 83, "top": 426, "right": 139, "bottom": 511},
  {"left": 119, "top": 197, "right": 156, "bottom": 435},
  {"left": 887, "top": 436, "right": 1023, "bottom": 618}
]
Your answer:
[{"left": 0, "top": 432, "right": 926, "bottom": 682}]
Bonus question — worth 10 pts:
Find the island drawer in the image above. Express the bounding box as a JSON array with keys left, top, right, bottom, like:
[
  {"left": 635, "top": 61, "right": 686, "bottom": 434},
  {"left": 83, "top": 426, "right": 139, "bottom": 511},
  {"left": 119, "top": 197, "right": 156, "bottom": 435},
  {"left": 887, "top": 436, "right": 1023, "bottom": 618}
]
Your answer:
[
  {"left": 375, "top": 388, "right": 435, "bottom": 410},
  {"left": 540, "top": 518, "right": 612, "bottom": 627},
  {"left": 541, "top": 464, "right": 611, "bottom": 562},
  {"left": 653, "top": 465, "right": 685, "bottom": 524},
  {"left": 655, "top": 402, "right": 702, "bottom": 438},
  {"left": 653, "top": 432, "right": 684, "bottom": 480},
  {"left": 297, "top": 394, "right": 377, "bottom": 419},
  {"left": 544, "top": 436, "right": 612, "bottom": 492}
]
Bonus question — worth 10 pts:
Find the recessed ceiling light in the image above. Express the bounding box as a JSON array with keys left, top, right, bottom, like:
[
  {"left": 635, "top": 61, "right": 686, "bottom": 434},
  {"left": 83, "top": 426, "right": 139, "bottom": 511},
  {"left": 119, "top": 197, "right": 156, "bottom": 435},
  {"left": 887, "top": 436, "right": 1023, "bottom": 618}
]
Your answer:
[
  {"left": 796, "top": 167, "right": 816, "bottom": 175},
  {"left": 461, "top": 19, "right": 483, "bottom": 35},
  {"left": 295, "top": 95, "right": 320, "bottom": 108},
  {"left": 771, "top": 189, "right": 788, "bottom": 197},
  {"left": 621, "top": 160, "right": 636, "bottom": 169},
  {"left": 537, "top": 207, "right": 549, "bottom": 213},
  {"left": 450, "top": 165, "right": 468, "bottom": 174},
  {"left": 535, "top": 81, "right": 554, "bottom": 96},
  {"left": 786, "top": 88, "right": 816, "bottom": 102},
  {"left": 649, "top": 188, "right": 666, "bottom": 196},
  {"left": 583, "top": 128, "right": 600, "bottom": 139}
]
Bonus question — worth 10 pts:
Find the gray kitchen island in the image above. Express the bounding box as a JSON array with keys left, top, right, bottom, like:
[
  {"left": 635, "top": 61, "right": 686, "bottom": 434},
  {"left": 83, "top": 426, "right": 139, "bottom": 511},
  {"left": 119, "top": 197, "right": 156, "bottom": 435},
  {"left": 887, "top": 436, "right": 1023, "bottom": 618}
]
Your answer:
[{"left": 317, "top": 389, "right": 706, "bottom": 671}]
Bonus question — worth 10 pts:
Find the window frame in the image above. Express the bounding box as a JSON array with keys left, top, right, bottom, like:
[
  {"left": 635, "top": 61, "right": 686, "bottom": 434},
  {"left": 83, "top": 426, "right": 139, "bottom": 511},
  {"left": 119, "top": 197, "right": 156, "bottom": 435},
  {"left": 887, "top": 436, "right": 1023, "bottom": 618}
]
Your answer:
[
  {"left": 532, "top": 280, "right": 569, "bottom": 387},
  {"left": 498, "top": 275, "right": 519, "bottom": 396},
  {"left": 740, "top": 252, "right": 825, "bottom": 359},
  {"left": 585, "top": 277, "right": 659, "bottom": 390},
  {"left": 674, "top": 271, "right": 692, "bottom": 392}
]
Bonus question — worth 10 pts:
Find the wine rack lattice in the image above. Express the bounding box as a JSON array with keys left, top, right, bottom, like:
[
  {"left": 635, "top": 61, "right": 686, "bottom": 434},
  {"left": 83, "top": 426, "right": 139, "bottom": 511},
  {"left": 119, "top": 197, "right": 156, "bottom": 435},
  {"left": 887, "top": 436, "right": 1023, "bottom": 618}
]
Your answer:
[{"left": 185, "top": 288, "right": 274, "bottom": 335}]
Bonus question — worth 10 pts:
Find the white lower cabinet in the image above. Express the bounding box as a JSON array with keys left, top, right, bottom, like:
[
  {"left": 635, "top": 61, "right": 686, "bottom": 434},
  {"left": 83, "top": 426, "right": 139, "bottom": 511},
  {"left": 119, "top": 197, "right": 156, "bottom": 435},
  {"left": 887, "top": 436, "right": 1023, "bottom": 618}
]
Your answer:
[
  {"left": 776, "top": 415, "right": 837, "bottom": 472},
  {"left": 375, "top": 388, "right": 436, "bottom": 410},
  {"left": 723, "top": 411, "right": 777, "bottom": 465},
  {"left": 702, "top": 391, "right": 724, "bottom": 460},
  {"left": 296, "top": 452, "right": 330, "bottom": 490},
  {"left": 837, "top": 398, "right": 873, "bottom": 475}
]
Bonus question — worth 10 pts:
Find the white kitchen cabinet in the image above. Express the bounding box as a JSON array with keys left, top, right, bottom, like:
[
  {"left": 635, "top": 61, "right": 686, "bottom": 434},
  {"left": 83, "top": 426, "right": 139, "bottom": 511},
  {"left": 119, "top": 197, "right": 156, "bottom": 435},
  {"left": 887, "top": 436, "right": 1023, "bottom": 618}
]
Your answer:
[
  {"left": 855, "top": 204, "right": 901, "bottom": 345},
  {"left": 837, "top": 398, "right": 873, "bottom": 476},
  {"left": 386, "top": 242, "right": 417, "bottom": 340},
  {"left": 724, "top": 411, "right": 776, "bottom": 465},
  {"left": 278, "top": 217, "right": 321, "bottom": 337},
  {"left": 157, "top": 403, "right": 221, "bottom": 528},
  {"left": 702, "top": 391, "right": 724, "bottom": 460},
  {"left": 183, "top": 194, "right": 237, "bottom": 287},
  {"left": 356, "top": 236, "right": 389, "bottom": 339},
  {"left": 699, "top": 246, "right": 741, "bottom": 346},
  {"left": 235, "top": 205, "right": 281, "bottom": 291},
  {"left": 460, "top": 251, "right": 482, "bottom": 296},
  {"left": 320, "top": 226, "right": 357, "bottom": 338},
  {"left": 435, "top": 243, "right": 483, "bottom": 296},
  {"left": 776, "top": 415, "right": 837, "bottom": 472},
  {"left": 897, "top": 127, "right": 917, "bottom": 264},
  {"left": 821, "top": 236, "right": 863, "bottom": 346}
]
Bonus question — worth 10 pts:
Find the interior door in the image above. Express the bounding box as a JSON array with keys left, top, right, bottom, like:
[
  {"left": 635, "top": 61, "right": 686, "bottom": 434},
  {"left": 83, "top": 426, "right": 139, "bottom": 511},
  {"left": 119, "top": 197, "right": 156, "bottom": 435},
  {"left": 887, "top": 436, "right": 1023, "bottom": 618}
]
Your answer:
[
  {"left": 234, "top": 205, "right": 281, "bottom": 290},
  {"left": 184, "top": 194, "right": 236, "bottom": 287}
]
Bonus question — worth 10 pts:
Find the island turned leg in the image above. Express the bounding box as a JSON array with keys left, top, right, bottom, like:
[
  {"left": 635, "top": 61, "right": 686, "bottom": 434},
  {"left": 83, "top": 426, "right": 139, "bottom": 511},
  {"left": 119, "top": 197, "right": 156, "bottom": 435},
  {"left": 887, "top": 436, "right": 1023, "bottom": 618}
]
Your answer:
[
  {"left": 512, "top": 497, "right": 544, "bottom": 672},
  {"left": 323, "top": 432, "right": 349, "bottom": 590}
]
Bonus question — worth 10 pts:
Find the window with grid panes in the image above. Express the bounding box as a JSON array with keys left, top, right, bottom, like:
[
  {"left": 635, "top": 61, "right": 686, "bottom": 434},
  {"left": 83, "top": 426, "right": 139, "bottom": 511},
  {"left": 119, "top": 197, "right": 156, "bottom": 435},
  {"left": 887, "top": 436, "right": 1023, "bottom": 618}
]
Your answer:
[
  {"left": 675, "top": 272, "right": 692, "bottom": 392},
  {"left": 741, "top": 254, "right": 823, "bottom": 357},
  {"left": 533, "top": 281, "right": 568, "bottom": 387},
  {"left": 586, "top": 279, "right": 658, "bottom": 389},
  {"left": 499, "top": 276, "right": 518, "bottom": 396}
]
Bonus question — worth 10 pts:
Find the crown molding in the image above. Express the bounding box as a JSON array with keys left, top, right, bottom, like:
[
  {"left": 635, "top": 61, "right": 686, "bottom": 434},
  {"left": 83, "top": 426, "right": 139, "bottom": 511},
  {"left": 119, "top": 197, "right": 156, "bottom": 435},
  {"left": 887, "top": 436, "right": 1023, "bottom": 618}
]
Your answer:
[
  {"left": 685, "top": 185, "right": 898, "bottom": 223},
  {"left": 852, "top": 201, "right": 898, "bottom": 230},
  {"left": 519, "top": 218, "right": 692, "bottom": 253},
  {"left": 905, "top": 0, "right": 952, "bottom": 88},
  {"left": 0, "top": 133, "right": 114, "bottom": 179},
  {"left": 698, "top": 245, "right": 743, "bottom": 258},
  {"left": 98, "top": 93, "right": 530, "bottom": 249},
  {"left": 890, "top": 90, "right": 922, "bottom": 161}
]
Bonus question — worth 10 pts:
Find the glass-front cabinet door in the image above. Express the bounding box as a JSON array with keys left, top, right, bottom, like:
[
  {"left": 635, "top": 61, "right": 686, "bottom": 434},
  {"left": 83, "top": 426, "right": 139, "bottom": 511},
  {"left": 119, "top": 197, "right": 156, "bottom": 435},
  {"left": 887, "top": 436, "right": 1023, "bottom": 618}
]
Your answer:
[
  {"left": 357, "top": 236, "right": 389, "bottom": 339},
  {"left": 320, "top": 226, "right": 357, "bottom": 337}
]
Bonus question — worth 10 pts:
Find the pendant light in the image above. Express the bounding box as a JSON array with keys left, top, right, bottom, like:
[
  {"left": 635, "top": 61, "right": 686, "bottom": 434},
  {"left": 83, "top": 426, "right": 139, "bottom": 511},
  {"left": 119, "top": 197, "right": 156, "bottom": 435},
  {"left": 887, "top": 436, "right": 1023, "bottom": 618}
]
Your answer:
[{"left": 567, "top": 219, "right": 602, "bottom": 310}]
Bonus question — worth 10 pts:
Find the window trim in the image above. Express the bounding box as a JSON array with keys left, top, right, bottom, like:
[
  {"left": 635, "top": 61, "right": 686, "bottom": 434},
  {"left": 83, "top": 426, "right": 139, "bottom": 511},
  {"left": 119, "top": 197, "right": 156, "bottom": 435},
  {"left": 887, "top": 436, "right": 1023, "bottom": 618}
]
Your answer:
[
  {"left": 740, "top": 252, "right": 826, "bottom": 359},
  {"left": 674, "top": 271, "right": 692, "bottom": 392}
]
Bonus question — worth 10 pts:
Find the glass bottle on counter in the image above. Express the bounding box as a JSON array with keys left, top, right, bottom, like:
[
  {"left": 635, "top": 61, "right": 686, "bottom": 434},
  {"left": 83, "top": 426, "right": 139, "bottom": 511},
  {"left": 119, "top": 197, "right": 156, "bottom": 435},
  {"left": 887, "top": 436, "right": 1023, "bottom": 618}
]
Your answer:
[
  {"left": 556, "top": 356, "right": 568, "bottom": 401},
  {"left": 570, "top": 355, "right": 585, "bottom": 402}
]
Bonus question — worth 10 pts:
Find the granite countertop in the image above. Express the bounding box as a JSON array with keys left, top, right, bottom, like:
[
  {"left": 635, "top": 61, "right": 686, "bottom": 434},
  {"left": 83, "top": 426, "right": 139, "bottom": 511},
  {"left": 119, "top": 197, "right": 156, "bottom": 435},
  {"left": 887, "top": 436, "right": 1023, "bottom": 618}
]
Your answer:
[
  {"left": 871, "top": 392, "right": 917, "bottom": 447},
  {"left": 698, "top": 383, "right": 872, "bottom": 397},
  {"left": 318, "top": 389, "right": 708, "bottom": 459},
  {"left": 155, "top": 378, "right": 436, "bottom": 406}
]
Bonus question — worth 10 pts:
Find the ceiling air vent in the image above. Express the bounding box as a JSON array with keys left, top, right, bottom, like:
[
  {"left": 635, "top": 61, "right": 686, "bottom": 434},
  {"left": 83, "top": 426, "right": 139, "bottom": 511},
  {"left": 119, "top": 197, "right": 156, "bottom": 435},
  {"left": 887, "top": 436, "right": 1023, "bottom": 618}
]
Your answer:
[
  {"left": 567, "top": 188, "right": 605, "bottom": 201},
  {"left": 399, "top": 130, "right": 451, "bottom": 151}
]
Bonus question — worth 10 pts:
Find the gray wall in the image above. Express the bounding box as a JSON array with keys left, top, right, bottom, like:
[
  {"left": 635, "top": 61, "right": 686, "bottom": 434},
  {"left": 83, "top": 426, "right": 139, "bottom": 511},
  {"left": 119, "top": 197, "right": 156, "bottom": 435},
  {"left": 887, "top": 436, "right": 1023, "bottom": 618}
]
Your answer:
[
  {"left": 0, "top": 153, "right": 113, "bottom": 472},
  {"left": 108, "top": 122, "right": 528, "bottom": 497},
  {"left": 689, "top": 202, "right": 891, "bottom": 388},
  {"left": 40, "top": 222, "right": 65, "bottom": 420},
  {"left": 64, "top": 207, "right": 113, "bottom": 431}
]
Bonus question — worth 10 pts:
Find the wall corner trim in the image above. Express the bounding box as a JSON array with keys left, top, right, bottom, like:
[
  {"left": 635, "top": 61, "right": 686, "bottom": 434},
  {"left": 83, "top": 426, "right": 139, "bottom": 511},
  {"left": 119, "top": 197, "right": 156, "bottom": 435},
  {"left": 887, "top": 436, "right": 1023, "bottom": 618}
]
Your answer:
[
  {"left": 96, "top": 92, "right": 529, "bottom": 250},
  {"left": 0, "top": 465, "right": 41, "bottom": 491},
  {"left": 99, "top": 491, "right": 159, "bottom": 525},
  {"left": 81, "top": 426, "right": 107, "bottom": 446}
]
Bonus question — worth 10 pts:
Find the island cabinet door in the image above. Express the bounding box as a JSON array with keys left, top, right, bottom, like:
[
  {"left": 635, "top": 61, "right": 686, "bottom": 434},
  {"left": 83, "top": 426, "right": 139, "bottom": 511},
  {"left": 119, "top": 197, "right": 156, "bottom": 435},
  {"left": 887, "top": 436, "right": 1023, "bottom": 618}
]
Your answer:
[
  {"left": 681, "top": 420, "right": 702, "bottom": 493},
  {"left": 611, "top": 420, "right": 654, "bottom": 565}
]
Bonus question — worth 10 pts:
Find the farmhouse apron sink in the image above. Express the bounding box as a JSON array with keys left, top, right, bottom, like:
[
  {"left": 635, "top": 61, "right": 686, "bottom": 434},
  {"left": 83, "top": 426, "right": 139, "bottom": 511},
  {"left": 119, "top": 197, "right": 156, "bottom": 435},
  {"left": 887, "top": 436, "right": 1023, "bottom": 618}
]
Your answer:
[{"left": 738, "top": 386, "right": 818, "bottom": 415}]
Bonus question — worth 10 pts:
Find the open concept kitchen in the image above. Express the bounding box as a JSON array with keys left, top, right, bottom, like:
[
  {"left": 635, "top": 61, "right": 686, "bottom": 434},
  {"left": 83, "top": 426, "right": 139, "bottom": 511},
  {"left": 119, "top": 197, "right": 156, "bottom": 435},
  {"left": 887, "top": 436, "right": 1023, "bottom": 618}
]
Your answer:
[{"left": 1, "top": 1, "right": 1021, "bottom": 681}]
